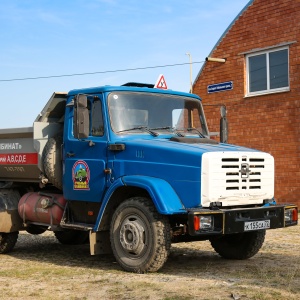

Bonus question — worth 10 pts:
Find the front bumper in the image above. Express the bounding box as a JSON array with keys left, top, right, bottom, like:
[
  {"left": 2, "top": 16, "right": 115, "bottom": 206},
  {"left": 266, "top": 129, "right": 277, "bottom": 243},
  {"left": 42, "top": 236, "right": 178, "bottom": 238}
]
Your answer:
[{"left": 188, "top": 204, "right": 298, "bottom": 236}]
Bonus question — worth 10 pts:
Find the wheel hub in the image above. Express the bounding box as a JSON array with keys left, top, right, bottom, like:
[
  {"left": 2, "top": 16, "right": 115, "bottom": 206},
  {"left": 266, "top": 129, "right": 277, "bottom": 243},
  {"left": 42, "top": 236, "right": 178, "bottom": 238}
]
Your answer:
[{"left": 119, "top": 219, "right": 145, "bottom": 255}]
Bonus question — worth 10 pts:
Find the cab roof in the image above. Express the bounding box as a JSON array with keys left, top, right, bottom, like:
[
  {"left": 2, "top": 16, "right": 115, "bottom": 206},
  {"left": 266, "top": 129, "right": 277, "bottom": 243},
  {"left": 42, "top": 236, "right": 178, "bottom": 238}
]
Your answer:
[{"left": 67, "top": 84, "right": 201, "bottom": 100}]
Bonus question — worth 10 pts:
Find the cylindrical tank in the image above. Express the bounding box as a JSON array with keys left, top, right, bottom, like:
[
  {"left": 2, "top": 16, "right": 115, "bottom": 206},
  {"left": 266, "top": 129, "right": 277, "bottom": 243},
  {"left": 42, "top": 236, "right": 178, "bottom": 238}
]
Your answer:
[{"left": 18, "top": 192, "right": 66, "bottom": 226}]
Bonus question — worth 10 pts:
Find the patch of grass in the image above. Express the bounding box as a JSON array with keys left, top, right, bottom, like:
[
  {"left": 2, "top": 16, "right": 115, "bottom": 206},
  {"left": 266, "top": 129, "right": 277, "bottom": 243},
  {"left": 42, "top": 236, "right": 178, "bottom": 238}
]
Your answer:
[
  {"left": 1, "top": 226, "right": 299, "bottom": 300},
  {"left": 163, "top": 296, "right": 194, "bottom": 300}
]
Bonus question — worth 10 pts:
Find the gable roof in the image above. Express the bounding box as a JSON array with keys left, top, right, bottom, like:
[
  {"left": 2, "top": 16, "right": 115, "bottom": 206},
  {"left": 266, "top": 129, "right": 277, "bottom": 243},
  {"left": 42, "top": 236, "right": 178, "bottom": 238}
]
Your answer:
[{"left": 194, "top": 0, "right": 254, "bottom": 86}]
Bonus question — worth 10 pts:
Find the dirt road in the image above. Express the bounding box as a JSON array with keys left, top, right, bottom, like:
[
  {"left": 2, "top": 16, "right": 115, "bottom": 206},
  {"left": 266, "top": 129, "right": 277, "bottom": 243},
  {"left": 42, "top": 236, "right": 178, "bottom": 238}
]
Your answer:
[{"left": 0, "top": 225, "right": 299, "bottom": 300}]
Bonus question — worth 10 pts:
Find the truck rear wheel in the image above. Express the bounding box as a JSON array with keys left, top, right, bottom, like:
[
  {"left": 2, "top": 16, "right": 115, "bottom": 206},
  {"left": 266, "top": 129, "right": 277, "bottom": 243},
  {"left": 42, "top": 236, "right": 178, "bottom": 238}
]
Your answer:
[
  {"left": 210, "top": 230, "right": 266, "bottom": 260},
  {"left": 0, "top": 232, "right": 18, "bottom": 254},
  {"left": 110, "top": 197, "right": 171, "bottom": 273},
  {"left": 43, "top": 136, "right": 63, "bottom": 190}
]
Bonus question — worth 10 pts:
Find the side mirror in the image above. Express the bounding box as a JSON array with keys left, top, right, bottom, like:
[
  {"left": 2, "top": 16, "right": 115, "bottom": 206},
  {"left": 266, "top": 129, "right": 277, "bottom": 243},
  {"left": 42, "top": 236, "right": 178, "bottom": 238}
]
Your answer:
[
  {"left": 74, "top": 94, "right": 89, "bottom": 139},
  {"left": 220, "top": 106, "right": 228, "bottom": 143}
]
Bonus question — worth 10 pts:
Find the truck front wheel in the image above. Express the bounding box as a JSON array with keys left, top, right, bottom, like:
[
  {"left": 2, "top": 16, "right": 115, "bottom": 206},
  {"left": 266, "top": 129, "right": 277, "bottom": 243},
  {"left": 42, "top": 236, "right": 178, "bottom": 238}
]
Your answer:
[
  {"left": 110, "top": 197, "right": 171, "bottom": 273},
  {"left": 210, "top": 230, "right": 266, "bottom": 260},
  {"left": 0, "top": 232, "right": 18, "bottom": 254}
]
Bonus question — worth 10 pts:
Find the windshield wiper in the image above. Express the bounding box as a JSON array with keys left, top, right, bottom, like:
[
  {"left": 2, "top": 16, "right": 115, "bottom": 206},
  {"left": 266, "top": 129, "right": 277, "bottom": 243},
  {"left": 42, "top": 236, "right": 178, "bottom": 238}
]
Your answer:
[
  {"left": 149, "top": 126, "right": 185, "bottom": 137},
  {"left": 149, "top": 126, "right": 172, "bottom": 130},
  {"left": 117, "top": 126, "right": 159, "bottom": 137},
  {"left": 187, "top": 128, "right": 205, "bottom": 138}
]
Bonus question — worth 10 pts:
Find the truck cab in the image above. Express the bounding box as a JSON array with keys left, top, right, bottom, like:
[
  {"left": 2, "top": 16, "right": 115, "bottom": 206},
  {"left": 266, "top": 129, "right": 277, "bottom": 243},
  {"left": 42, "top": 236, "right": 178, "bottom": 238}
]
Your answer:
[{"left": 63, "top": 84, "right": 210, "bottom": 209}]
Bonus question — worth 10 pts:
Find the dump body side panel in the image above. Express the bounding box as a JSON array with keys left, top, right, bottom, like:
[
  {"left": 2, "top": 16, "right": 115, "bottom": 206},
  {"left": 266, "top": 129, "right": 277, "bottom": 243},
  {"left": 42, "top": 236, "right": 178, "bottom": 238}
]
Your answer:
[{"left": 0, "top": 127, "right": 40, "bottom": 182}]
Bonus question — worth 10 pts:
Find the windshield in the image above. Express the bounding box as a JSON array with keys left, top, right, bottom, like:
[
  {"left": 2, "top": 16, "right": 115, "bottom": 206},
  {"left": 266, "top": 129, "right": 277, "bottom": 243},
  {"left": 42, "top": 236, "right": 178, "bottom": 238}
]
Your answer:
[{"left": 108, "top": 91, "right": 209, "bottom": 136}]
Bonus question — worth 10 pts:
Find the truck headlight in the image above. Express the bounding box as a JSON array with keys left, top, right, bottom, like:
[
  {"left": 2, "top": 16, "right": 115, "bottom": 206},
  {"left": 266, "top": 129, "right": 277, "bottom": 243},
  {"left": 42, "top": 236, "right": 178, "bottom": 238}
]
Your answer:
[
  {"left": 194, "top": 215, "right": 214, "bottom": 231},
  {"left": 284, "top": 208, "right": 298, "bottom": 223}
]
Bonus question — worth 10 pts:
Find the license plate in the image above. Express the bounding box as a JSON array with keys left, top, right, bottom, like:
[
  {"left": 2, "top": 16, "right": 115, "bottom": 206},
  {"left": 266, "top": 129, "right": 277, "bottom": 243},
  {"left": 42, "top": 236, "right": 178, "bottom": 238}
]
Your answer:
[{"left": 244, "top": 220, "right": 270, "bottom": 231}]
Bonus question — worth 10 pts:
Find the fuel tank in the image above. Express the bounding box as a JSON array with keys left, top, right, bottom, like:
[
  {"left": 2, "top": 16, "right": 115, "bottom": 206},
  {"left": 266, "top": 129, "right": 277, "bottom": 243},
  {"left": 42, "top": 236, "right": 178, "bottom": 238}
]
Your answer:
[{"left": 18, "top": 192, "right": 66, "bottom": 225}]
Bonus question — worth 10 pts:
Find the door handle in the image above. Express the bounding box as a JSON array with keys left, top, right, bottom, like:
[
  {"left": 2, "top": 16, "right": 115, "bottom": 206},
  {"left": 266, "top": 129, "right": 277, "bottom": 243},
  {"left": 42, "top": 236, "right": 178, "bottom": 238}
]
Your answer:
[{"left": 67, "top": 152, "right": 75, "bottom": 157}]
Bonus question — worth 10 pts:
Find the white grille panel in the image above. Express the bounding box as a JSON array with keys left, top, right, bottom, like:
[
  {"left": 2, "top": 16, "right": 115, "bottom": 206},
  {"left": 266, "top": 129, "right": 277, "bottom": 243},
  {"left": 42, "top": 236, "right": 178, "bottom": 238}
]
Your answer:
[{"left": 201, "top": 152, "right": 274, "bottom": 207}]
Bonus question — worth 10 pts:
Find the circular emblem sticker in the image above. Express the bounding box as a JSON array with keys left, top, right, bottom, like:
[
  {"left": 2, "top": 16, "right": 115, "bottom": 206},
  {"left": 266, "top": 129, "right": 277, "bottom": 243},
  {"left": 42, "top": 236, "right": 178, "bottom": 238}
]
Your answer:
[{"left": 72, "top": 160, "right": 90, "bottom": 190}]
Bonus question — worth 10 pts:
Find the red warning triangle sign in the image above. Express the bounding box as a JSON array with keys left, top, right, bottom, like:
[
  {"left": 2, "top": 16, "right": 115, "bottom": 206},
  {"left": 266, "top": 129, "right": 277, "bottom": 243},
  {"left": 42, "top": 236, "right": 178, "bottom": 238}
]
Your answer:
[{"left": 154, "top": 74, "right": 168, "bottom": 89}]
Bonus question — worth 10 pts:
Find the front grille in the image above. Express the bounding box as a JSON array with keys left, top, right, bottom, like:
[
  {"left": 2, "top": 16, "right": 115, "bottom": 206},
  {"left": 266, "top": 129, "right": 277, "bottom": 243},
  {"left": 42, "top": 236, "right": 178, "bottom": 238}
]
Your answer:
[
  {"left": 222, "top": 156, "right": 264, "bottom": 191},
  {"left": 201, "top": 152, "right": 274, "bottom": 207}
]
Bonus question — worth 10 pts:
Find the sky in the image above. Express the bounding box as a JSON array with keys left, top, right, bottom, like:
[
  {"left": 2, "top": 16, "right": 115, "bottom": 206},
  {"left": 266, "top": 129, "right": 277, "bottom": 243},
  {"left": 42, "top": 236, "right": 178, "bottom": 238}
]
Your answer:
[{"left": 0, "top": 0, "right": 250, "bottom": 129}]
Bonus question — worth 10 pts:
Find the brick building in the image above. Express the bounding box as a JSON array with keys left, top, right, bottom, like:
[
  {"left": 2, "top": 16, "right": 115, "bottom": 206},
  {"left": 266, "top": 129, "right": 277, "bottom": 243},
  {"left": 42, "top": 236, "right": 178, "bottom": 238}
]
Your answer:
[{"left": 193, "top": 0, "right": 300, "bottom": 207}]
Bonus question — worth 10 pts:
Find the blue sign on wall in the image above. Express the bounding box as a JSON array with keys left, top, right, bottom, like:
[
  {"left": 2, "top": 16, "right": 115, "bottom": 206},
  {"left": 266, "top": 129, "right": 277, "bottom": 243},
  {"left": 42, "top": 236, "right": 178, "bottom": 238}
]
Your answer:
[{"left": 207, "top": 81, "right": 233, "bottom": 93}]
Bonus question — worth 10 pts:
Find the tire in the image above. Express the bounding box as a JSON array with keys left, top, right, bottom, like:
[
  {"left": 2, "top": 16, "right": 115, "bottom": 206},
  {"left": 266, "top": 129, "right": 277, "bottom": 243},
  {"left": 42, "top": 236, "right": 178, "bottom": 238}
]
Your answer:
[
  {"left": 210, "top": 230, "right": 266, "bottom": 260},
  {"left": 54, "top": 230, "right": 89, "bottom": 245},
  {"left": 0, "top": 232, "right": 18, "bottom": 254},
  {"left": 110, "top": 197, "right": 171, "bottom": 273},
  {"left": 42, "top": 135, "right": 63, "bottom": 190}
]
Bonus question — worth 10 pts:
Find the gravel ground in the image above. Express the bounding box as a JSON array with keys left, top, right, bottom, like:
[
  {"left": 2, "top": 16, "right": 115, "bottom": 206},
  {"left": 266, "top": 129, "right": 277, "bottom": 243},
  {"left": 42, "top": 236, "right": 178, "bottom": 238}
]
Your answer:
[{"left": 0, "top": 224, "right": 299, "bottom": 300}]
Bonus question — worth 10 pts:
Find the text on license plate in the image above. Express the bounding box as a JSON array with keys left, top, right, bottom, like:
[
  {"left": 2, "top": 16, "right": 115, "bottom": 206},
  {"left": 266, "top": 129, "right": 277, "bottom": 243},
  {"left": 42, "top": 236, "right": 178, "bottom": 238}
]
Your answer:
[{"left": 244, "top": 220, "right": 270, "bottom": 231}]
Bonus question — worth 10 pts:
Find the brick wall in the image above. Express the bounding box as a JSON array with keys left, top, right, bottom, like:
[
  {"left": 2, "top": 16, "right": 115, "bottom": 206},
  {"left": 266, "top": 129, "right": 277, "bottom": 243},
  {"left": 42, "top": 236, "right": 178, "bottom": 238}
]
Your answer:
[{"left": 194, "top": 0, "right": 300, "bottom": 206}]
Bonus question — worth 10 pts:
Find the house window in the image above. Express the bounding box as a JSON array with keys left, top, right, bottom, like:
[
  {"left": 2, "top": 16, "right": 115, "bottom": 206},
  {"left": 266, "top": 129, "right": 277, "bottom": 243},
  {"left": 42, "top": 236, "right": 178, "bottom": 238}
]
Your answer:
[{"left": 246, "top": 47, "right": 289, "bottom": 96}]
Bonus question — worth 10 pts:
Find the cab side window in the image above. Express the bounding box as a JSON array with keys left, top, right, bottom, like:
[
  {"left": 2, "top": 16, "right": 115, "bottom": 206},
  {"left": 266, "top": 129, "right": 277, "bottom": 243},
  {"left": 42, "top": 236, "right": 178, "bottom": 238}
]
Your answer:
[{"left": 91, "top": 100, "right": 104, "bottom": 136}]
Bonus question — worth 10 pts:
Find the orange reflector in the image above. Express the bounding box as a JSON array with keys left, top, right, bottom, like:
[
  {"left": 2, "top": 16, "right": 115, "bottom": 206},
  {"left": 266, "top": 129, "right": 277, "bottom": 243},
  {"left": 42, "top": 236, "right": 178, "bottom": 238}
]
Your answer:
[
  {"left": 194, "top": 216, "right": 200, "bottom": 231},
  {"left": 87, "top": 211, "right": 94, "bottom": 216},
  {"left": 292, "top": 208, "right": 298, "bottom": 221}
]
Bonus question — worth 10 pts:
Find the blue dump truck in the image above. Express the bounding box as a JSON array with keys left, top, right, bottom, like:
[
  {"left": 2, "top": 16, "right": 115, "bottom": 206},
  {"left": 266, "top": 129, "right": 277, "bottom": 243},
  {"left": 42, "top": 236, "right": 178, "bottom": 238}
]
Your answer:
[{"left": 0, "top": 82, "right": 298, "bottom": 273}]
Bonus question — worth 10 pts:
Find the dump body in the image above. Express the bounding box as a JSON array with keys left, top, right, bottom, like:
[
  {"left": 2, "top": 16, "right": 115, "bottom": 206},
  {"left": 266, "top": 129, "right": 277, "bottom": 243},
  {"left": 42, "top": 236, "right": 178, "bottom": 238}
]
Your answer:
[{"left": 0, "top": 92, "right": 66, "bottom": 184}]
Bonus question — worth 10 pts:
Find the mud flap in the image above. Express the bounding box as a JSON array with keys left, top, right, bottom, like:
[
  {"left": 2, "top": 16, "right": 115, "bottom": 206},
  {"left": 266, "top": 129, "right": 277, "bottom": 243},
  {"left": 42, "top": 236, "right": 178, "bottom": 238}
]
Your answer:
[
  {"left": 0, "top": 210, "right": 23, "bottom": 232},
  {"left": 90, "top": 231, "right": 112, "bottom": 255},
  {"left": 0, "top": 189, "right": 23, "bottom": 232}
]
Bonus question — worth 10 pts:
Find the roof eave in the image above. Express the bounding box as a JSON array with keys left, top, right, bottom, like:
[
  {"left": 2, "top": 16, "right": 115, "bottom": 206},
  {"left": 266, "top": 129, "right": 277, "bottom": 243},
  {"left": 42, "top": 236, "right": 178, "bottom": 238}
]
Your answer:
[{"left": 194, "top": 0, "right": 254, "bottom": 86}]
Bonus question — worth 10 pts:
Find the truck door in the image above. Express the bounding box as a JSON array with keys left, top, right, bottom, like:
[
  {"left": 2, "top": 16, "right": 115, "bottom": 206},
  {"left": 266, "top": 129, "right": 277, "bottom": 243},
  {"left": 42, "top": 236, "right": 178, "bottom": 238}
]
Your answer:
[{"left": 63, "top": 95, "right": 107, "bottom": 203}]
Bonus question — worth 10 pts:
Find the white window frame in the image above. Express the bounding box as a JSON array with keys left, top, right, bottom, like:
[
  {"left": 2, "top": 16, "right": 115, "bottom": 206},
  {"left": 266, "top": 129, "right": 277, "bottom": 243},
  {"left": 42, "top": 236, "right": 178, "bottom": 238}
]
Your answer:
[{"left": 246, "top": 46, "right": 290, "bottom": 97}]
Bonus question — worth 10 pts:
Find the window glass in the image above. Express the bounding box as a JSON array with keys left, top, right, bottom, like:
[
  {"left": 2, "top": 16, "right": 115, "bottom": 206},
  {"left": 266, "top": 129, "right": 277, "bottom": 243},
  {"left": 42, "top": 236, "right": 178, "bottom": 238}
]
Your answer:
[
  {"left": 249, "top": 54, "right": 267, "bottom": 92},
  {"left": 172, "top": 109, "right": 184, "bottom": 128},
  {"left": 91, "top": 100, "right": 104, "bottom": 136},
  {"left": 108, "top": 92, "right": 208, "bottom": 136},
  {"left": 247, "top": 47, "right": 289, "bottom": 95},
  {"left": 270, "top": 49, "right": 288, "bottom": 89}
]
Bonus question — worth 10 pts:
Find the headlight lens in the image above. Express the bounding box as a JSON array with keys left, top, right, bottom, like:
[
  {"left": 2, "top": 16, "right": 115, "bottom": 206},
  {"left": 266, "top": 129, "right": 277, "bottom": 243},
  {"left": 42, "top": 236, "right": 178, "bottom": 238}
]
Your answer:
[
  {"left": 194, "top": 215, "right": 214, "bottom": 231},
  {"left": 284, "top": 208, "right": 298, "bottom": 222}
]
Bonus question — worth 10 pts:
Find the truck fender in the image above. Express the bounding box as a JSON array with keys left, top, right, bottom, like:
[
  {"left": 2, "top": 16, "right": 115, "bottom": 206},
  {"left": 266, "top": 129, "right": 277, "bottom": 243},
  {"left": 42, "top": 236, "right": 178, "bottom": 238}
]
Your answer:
[
  {"left": 93, "top": 178, "right": 125, "bottom": 232},
  {"left": 93, "top": 176, "right": 185, "bottom": 232},
  {"left": 122, "top": 175, "right": 185, "bottom": 214}
]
